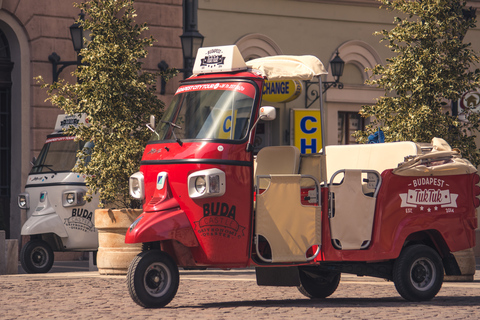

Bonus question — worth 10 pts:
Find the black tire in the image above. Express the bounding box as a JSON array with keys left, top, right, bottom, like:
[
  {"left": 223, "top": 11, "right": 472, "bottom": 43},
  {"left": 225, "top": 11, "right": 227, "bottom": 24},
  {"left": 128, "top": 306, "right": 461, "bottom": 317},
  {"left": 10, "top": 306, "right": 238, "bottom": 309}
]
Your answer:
[
  {"left": 297, "top": 268, "right": 340, "bottom": 299},
  {"left": 393, "top": 244, "right": 444, "bottom": 302},
  {"left": 127, "top": 250, "right": 179, "bottom": 308},
  {"left": 20, "top": 239, "right": 54, "bottom": 273}
]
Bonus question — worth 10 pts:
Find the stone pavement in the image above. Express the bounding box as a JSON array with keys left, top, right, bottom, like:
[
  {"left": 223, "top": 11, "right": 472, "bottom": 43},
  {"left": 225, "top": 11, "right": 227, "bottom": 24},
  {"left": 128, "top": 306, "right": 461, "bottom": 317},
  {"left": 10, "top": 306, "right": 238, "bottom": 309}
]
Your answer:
[{"left": 1, "top": 266, "right": 480, "bottom": 319}]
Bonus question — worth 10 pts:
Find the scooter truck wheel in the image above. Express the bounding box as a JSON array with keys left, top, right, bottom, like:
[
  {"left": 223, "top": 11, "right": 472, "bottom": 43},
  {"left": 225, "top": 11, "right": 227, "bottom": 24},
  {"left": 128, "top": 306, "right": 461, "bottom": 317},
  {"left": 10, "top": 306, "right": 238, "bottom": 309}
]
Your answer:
[
  {"left": 297, "top": 268, "right": 340, "bottom": 299},
  {"left": 393, "top": 244, "right": 444, "bottom": 302},
  {"left": 20, "top": 239, "right": 54, "bottom": 273},
  {"left": 127, "top": 250, "right": 179, "bottom": 308}
]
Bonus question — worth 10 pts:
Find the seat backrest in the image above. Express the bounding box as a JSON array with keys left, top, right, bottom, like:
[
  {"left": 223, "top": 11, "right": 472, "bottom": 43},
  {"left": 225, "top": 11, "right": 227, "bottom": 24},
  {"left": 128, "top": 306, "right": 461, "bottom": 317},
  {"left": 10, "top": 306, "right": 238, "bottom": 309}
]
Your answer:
[
  {"left": 255, "top": 146, "right": 301, "bottom": 188},
  {"left": 325, "top": 141, "right": 421, "bottom": 183}
]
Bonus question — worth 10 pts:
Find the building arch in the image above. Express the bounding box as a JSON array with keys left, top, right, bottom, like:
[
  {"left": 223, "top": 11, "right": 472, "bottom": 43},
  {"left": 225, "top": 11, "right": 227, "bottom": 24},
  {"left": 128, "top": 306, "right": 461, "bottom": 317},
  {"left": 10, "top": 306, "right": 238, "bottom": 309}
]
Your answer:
[
  {"left": 329, "top": 40, "right": 382, "bottom": 84},
  {"left": 0, "top": 10, "right": 31, "bottom": 240},
  {"left": 235, "top": 33, "right": 283, "bottom": 60}
]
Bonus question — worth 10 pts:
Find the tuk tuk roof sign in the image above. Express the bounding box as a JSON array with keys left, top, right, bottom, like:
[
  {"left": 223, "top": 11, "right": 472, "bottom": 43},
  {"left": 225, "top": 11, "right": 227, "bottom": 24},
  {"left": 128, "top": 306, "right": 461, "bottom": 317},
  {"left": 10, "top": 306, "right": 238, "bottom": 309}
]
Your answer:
[
  {"left": 54, "top": 114, "right": 88, "bottom": 133},
  {"left": 193, "top": 45, "right": 248, "bottom": 74}
]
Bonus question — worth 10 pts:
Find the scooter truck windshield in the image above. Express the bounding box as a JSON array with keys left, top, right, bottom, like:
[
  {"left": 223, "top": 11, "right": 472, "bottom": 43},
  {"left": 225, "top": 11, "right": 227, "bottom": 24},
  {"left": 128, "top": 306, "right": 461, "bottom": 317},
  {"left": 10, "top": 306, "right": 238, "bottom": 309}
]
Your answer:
[
  {"left": 150, "top": 81, "right": 256, "bottom": 142},
  {"left": 30, "top": 135, "right": 85, "bottom": 174}
]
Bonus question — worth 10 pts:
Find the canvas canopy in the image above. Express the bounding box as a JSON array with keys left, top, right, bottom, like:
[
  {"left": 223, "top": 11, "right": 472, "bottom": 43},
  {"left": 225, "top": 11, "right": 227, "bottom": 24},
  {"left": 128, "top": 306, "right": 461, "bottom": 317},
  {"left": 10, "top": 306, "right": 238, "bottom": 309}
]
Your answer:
[{"left": 246, "top": 55, "right": 328, "bottom": 81}]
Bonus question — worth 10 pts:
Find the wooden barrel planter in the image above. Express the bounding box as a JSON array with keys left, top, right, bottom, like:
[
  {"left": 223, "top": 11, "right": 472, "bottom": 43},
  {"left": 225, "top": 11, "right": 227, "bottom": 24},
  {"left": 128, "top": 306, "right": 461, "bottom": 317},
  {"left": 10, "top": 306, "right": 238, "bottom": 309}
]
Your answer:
[{"left": 95, "top": 208, "right": 142, "bottom": 275}]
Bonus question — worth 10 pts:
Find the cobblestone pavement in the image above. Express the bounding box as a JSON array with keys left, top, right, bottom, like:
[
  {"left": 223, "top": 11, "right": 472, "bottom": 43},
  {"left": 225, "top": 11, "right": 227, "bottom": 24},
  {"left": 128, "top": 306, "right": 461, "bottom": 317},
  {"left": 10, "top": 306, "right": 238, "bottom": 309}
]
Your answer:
[{"left": 1, "top": 268, "right": 480, "bottom": 320}]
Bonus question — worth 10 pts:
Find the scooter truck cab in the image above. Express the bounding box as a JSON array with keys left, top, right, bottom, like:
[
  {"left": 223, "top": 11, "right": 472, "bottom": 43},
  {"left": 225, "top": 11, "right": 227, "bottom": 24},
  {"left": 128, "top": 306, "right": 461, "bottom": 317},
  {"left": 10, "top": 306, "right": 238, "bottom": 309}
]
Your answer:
[
  {"left": 17, "top": 114, "right": 99, "bottom": 273},
  {"left": 125, "top": 45, "right": 479, "bottom": 308}
]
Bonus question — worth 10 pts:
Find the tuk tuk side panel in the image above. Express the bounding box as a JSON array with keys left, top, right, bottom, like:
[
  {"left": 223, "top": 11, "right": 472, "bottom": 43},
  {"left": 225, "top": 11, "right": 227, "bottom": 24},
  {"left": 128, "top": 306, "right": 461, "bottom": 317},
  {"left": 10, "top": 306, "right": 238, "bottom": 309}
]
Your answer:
[
  {"left": 320, "top": 169, "right": 477, "bottom": 262},
  {"left": 373, "top": 170, "right": 477, "bottom": 253},
  {"left": 138, "top": 141, "right": 254, "bottom": 267}
]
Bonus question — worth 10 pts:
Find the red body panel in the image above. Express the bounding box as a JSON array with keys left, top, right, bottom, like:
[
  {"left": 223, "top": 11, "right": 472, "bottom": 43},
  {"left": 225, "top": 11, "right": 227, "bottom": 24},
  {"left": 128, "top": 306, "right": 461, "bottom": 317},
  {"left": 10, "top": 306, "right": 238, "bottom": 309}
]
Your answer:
[
  {"left": 125, "top": 141, "right": 254, "bottom": 266},
  {"left": 319, "top": 169, "right": 478, "bottom": 262}
]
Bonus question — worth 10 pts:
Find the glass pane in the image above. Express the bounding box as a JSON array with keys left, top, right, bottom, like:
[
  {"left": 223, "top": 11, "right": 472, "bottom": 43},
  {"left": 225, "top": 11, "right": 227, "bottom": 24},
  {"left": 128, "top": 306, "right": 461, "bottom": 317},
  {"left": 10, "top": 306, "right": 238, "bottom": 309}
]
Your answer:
[
  {"left": 151, "top": 82, "right": 256, "bottom": 142},
  {"left": 30, "top": 136, "right": 85, "bottom": 173}
]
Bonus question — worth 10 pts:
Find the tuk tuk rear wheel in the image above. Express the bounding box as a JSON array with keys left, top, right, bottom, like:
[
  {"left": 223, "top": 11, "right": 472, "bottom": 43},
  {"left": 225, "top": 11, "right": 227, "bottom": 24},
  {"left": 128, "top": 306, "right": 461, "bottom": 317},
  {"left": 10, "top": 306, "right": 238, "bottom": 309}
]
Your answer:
[
  {"left": 127, "top": 250, "right": 179, "bottom": 308},
  {"left": 297, "top": 268, "right": 340, "bottom": 299},
  {"left": 393, "top": 244, "right": 443, "bottom": 302},
  {"left": 20, "top": 239, "right": 54, "bottom": 273}
]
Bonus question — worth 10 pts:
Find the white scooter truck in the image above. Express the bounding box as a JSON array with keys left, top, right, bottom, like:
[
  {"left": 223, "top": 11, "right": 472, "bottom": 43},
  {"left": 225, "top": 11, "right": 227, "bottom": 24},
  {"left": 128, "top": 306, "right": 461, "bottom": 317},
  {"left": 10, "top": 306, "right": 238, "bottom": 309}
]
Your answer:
[{"left": 17, "top": 114, "right": 99, "bottom": 273}]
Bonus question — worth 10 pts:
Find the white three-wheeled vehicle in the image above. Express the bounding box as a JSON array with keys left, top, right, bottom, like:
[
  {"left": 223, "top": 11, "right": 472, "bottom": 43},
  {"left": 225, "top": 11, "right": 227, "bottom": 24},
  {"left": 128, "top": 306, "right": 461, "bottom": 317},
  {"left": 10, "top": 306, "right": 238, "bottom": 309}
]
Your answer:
[{"left": 17, "top": 114, "right": 99, "bottom": 273}]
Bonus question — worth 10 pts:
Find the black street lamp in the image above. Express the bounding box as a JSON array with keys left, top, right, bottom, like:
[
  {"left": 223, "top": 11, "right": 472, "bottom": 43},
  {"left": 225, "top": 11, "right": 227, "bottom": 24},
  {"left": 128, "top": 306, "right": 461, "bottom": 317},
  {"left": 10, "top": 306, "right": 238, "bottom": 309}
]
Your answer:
[
  {"left": 158, "top": 0, "right": 204, "bottom": 95},
  {"left": 305, "top": 51, "right": 345, "bottom": 108},
  {"left": 180, "top": 29, "right": 204, "bottom": 79},
  {"left": 48, "top": 11, "right": 87, "bottom": 82}
]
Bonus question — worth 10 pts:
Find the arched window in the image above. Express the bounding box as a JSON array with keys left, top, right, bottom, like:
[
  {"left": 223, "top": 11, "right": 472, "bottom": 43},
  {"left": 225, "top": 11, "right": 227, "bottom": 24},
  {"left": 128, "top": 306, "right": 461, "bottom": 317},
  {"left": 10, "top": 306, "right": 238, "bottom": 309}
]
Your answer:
[{"left": 235, "top": 33, "right": 282, "bottom": 60}]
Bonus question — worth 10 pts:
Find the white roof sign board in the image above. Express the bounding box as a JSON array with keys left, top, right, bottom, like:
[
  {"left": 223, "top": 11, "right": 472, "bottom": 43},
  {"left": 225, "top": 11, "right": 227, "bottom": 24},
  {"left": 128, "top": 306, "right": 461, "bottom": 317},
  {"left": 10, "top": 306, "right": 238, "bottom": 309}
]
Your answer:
[
  {"left": 193, "top": 45, "right": 247, "bottom": 74},
  {"left": 54, "top": 113, "right": 87, "bottom": 133}
]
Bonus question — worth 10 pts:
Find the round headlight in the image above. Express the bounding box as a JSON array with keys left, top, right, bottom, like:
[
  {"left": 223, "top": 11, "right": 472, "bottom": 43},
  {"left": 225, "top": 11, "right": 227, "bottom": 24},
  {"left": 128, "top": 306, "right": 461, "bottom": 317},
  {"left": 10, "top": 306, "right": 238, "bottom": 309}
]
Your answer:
[
  {"left": 18, "top": 196, "right": 27, "bottom": 208},
  {"left": 131, "top": 179, "right": 141, "bottom": 197},
  {"left": 66, "top": 193, "right": 75, "bottom": 204},
  {"left": 195, "top": 176, "right": 206, "bottom": 194}
]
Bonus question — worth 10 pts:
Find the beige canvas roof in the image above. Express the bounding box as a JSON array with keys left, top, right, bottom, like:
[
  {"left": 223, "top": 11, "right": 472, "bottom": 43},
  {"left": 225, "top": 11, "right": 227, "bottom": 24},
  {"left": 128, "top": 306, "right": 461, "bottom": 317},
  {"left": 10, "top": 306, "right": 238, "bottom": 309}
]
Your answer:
[{"left": 246, "top": 55, "right": 328, "bottom": 81}]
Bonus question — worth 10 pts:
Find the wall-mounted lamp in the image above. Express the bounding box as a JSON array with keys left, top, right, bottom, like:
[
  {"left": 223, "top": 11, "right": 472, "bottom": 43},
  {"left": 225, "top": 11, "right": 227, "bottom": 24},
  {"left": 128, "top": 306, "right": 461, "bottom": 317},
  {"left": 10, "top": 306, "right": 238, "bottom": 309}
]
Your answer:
[
  {"left": 48, "top": 11, "right": 87, "bottom": 83},
  {"left": 158, "top": 0, "right": 204, "bottom": 95},
  {"left": 305, "top": 51, "right": 345, "bottom": 108}
]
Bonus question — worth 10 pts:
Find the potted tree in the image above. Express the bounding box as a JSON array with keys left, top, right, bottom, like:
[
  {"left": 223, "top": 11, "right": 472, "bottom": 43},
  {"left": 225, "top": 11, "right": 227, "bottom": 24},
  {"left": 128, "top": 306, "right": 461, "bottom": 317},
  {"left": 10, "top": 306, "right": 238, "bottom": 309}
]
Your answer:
[{"left": 41, "top": 0, "right": 171, "bottom": 274}]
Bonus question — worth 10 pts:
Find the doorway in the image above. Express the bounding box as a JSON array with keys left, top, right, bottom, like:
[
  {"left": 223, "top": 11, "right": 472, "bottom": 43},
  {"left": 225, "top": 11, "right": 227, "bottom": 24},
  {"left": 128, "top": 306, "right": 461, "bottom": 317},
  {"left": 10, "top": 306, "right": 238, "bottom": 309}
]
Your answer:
[{"left": 0, "top": 29, "right": 13, "bottom": 237}]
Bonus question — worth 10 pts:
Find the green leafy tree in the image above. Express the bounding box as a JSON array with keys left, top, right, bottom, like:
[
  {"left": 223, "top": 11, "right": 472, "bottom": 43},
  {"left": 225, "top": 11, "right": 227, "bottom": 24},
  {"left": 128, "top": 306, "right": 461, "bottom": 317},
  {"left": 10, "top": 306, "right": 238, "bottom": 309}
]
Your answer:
[
  {"left": 39, "top": 0, "right": 168, "bottom": 208},
  {"left": 356, "top": 0, "right": 480, "bottom": 166}
]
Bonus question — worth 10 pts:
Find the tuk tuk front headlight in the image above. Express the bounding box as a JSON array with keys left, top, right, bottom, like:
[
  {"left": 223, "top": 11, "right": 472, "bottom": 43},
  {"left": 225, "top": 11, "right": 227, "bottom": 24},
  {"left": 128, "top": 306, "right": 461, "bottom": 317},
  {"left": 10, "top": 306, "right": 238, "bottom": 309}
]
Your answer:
[
  {"left": 66, "top": 193, "right": 75, "bottom": 204},
  {"left": 188, "top": 169, "right": 226, "bottom": 199},
  {"left": 18, "top": 193, "right": 30, "bottom": 209},
  {"left": 195, "top": 176, "right": 207, "bottom": 194},
  {"left": 62, "top": 189, "right": 86, "bottom": 207},
  {"left": 129, "top": 172, "right": 145, "bottom": 200}
]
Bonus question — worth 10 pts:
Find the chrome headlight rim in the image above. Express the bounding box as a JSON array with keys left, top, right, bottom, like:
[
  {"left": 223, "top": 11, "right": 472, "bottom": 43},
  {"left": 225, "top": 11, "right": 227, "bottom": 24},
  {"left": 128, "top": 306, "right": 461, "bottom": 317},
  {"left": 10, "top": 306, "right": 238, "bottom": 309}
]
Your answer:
[
  {"left": 62, "top": 189, "right": 86, "bottom": 207},
  {"left": 129, "top": 171, "right": 145, "bottom": 200},
  {"left": 188, "top": 169, "right": 226, "bottom": 199}
]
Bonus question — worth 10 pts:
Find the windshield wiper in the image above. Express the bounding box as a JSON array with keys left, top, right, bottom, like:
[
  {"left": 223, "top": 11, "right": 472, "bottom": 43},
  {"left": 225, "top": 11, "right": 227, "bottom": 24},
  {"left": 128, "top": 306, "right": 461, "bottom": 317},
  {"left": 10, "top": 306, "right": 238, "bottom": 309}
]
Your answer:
[
  {"left": 32, "top": 164, "right": 57, "bottom": 174},
  {"left": 161, "top": 120, "right": 183, "bottom": 146},
  {"left": 146, "top": 123, "right": 160, "bottom": 140}
]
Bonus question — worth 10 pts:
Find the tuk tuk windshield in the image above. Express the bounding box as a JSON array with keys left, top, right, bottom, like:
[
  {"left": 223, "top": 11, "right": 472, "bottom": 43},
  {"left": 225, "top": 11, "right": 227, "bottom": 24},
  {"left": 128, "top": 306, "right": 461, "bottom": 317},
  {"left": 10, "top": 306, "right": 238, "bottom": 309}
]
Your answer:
[
  {"left": 30, "top": 136, "right": 89, "bottom": 174},
  {"left": 151, "top": 81, "right": 257, "bottom": 142}
]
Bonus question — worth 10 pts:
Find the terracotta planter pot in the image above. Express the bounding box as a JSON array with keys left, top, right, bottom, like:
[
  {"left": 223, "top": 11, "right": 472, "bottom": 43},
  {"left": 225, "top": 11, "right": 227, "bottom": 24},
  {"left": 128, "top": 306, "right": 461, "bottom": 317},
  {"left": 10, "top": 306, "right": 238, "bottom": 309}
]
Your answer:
[{"left": 95, "top": 208, "right": 142, "bottom": 275}]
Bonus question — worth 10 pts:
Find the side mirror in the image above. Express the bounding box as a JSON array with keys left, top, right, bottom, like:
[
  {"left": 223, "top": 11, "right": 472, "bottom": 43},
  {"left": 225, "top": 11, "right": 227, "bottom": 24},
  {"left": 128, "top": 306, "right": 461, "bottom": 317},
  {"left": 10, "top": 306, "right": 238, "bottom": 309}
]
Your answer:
[
  {"left": 259, "top": 106, "right": 276, "bottom": 121},
  {"left": 149, "top": 115, "right": 156, "bottom": 128},
  {"left": 246, "top": 106, "right": 276, "bottom": 152}
]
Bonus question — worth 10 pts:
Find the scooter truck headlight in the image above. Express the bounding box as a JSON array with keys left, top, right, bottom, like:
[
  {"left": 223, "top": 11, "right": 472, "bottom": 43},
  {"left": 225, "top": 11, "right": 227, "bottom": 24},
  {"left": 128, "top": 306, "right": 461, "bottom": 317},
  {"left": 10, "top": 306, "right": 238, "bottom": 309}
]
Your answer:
[
  {"left": 66, "top": 193, "right": 75, "bottom": 204},
  {"left": 18, "top": 193, "right": 30, "bottom": 209},
  {"left": 129, "top": 172, "right": 145, "bottom": 200},
  {"left": 188, "top": 169, "right": 226, "bottom": 199},
  {"left": 62, "top": 189, "right": 86, "bottom": 207},
  {"left": 195, "top": 176, "right": 207, "bottom": 194}
]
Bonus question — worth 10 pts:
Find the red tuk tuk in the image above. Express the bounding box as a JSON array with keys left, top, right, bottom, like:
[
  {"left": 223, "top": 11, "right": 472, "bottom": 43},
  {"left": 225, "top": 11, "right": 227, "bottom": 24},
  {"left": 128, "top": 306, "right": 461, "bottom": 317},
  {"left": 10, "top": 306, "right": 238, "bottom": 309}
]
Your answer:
[{"left": 125, "top": 45, "right": 479, "bottom": 307}]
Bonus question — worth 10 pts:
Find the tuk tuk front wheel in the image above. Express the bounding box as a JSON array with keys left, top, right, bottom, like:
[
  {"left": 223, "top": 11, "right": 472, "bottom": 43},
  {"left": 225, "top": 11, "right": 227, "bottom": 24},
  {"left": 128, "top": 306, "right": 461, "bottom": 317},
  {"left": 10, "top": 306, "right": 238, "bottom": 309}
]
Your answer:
[
  {"left": 127, "top": 250, "right": 179, "bottom": 308},
  {"left": 20, "top": 239, "right": 54, "bottom": 273},
  {"left": 297, "top": 268, "right": 340, "bottom": 299},
  {"left": 393, "top": 244, "right": 443, "bottom": 302}
]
